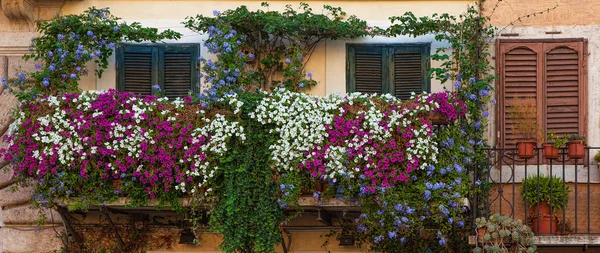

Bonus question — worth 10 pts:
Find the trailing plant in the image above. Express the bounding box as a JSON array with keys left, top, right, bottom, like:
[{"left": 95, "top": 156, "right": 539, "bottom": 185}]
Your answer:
[
  {"left": 474, "top": 214, "right": 536, "bottom": 253},
  {"left": 184, "top": 2, "right": 371, "bottom": 91},
  {"left": 594, "top": 151, "right": 600, "bottom": 163},
  {"left": 521, "top": 175, "right": 570, "bottom": 212},
  {"left": 1, "top": 7, "right": 181, "bottom": 100}
]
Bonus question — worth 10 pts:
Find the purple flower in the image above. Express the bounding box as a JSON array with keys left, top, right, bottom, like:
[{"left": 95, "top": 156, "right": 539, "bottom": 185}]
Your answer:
[
  {"left": 152, "top": 84, "right": 161, "bottom": 92},
  {"left": 299, "top": 83, "right": 305, "bottom": 88},
  {"left": 453, "top": 81, "right": 461, "bottom": 88},
  {"left": 42, "top": 78, "right": 50, "bottom": 87},
  {"left": 1, "top": 78, "right": 8, "bottom": 88},
  {"left": 307, "top": 72, "right": 313, "bottom": 79},
  {"left": 280, "top": 184, "right": 286, "bottom": 190},
  {"left": 469, "top": 94, "right": 477, "bottom": 100},
  {"left": 479, "top": 89, "right": 489, "bottom": 96},
  {"left": 113, "top": 26, "right": 120, "bottom": 32},
  {"left": 469, "top": 77, "right": 476, "bottom": 84},
  {"left": 35, "top": 63, "right": 41, "bottom": 69},
  {"left": 47, "top": 51, "right": 53, "bottom": 57},
  {"left": 87, "top": 31, "right": 94, "bottom": 37},
  {"left": 248, "top": 53, "right": 255, "bottom": 59},
  {"left": 388, "top": 232, "right": 397, "bottom": 239},
  {"left": 49, "top": 64, "right": 56, "bottom": 71},
  {"left": 57, "top": 34, "right": 64, "bottom": 40},
  {"left": 400, "top": 237, "right": 406, "bottom": 243},
  {"left": 483, "top": 111, "right": 489, "bottom": 117},
  {"left": 374, "top": 235, "right": 384, "bottom": 243},
  {"left": 285, "top": 58, "right": 291, "bottom": 64},
  {"left": 213, "top": 10, "right": 220, "bottom": 16},
  {"left": 70, "top": 73, "right": 77, "bottom": 79},
  {"left": 439, "top": 237, "right": 447, "bottom": 245},
  {"left": 456, "top": 73, "right": 462, "bottom": 80},
  {"left": 492, "top": 99, "right": 497, "bottom": 105}
]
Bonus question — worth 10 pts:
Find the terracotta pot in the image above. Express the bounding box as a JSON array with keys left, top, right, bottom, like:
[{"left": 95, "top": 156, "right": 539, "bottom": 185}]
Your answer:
[
  {"left": 567, "top": 140, "right": 584, "bottom": 159},
  {"left": 530, "top": 202, "right": 557, "bottom": 234},
  {"left": 426, "top": 111, "right": 450, "bottom": 125},
  {"left": 543, "top": 143, "right": 560, "bottom": 159},
  {"left": 516, "top": 140, "right": 536, "bottom": 159},
  {"left": 477, "top": 228, "right": 488, "bottom": 243}
]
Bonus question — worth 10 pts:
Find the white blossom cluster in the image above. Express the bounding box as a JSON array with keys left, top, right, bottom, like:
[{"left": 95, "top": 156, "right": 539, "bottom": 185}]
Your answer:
[{"left": 252, "top": 89, "right": 441, "bottom": 180}]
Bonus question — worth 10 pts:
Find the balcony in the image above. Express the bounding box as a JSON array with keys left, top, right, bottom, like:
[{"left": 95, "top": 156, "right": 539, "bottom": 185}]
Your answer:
[{"left": 471, "top": 146, "right": 600, "bottom": 249}]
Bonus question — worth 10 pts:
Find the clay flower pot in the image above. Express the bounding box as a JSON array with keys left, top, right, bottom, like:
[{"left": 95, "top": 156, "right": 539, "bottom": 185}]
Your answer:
[
  {"left": 516, "top": 140, "right": 536, "bottom": 159},
  {"left": 567, "top": 140, "right": 584, "bottom": 159},
  {"left": 530, "top": 202, "right": 557, "bottom": 234},
  {"left": 543, "top": 143, "right": 560, "bottom": 159},
  {"left": 426, "top": 111, "right": 450, "bottom": 125}
]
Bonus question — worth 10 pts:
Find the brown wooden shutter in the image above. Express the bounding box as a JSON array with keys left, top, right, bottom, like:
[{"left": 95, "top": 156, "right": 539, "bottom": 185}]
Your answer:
[
  {"left": 394, "top": 52, "right": 423, "bottom": 100},
  {"left": 499, "top": 43, "right": 543, "bottom": 148},
  {"left": 543, "top": 42, "right": 586, "bottom": 138}
]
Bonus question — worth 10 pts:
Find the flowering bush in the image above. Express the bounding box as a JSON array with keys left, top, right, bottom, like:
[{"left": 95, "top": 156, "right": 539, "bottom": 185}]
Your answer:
[
  {"left": 2, "top": 89, "right": 243, "bottom": 208},
  {"left": 252, "top": 89, "right": 471, "bottom": 250},
  {"left": 185, "top": 3, "right": 371, "bottom": 92},
  {"left": 1, "top": 7, "right": 180, "bottom": 100}
]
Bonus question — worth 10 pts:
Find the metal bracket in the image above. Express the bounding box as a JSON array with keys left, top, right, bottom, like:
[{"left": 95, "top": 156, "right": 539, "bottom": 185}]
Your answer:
[{"left": 316, "top": 209, "right": 331, "bottom": 226}]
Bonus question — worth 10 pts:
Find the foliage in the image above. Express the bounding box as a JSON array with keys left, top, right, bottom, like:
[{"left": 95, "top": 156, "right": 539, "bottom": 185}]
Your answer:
[
  {"left": 594, "top": 151, "right": 600, "bottom": 163},
  {"left": 521, "top": 175, "right": 570, "bottom": 212},
  {"left": 545, "top": 131, "right": 567, "bottom": 148},
  {"left": 1, "top": 7, "right": 181, "bottom": 100},
  {"left": 507, "top": 97, "right": 540, "bottom": 141},
  {"left": 1, "top": 90, "right": 244, "bottom": 211},
  {"left": 567, "top": 134, "right": 585, "bottom": 142},
  {"left": 474, "top": 214, "right": 536, "bottom": 253},
  {"left": 184, "top": 2, "right": 371, "bottom": 91}
]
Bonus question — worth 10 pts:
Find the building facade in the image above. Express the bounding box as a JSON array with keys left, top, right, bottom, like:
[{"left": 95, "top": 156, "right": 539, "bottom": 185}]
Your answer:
[{"left": 0, "top": 1, "right": 472, "bottom": 252}]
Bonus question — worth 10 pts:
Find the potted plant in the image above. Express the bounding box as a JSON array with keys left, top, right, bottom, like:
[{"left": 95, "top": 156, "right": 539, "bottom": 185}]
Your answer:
[
  {"left": 543, "top": 132, "right": 567, "bottom": 159},
  {"left": 566, "top": 134, "right": 585, "bottom": 159},
  {"left": 508, "top": 98, "right": 540, "bottom": 159},
  {"left": 474, "top": 214, "right": 536, "bottom": 253},
  {"left": 521, "top": 175, "right": 570, "bottom": 234},
  {"left": 594, "top": 151, "right": 600, "bottom": 170}
]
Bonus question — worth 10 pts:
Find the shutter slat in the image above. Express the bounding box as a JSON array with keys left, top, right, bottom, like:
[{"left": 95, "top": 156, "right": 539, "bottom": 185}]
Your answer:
[
  {"left": 123, "top": 50, "right": 152, "bottom": 96},
  {"left": 503, "top": 46, "right": 539, "bottom": 148},
  {"left": 354, "top": 52, "right": 383, "bottom": 94},
  {"left": 545, "top": 46, "right": 580, "bottom": 137},
  {"left": 164, "top": 50, "right": 192, "bottom": 99},
  {"left": 394, "top": 52, "right": 422, "bottom": 100}
]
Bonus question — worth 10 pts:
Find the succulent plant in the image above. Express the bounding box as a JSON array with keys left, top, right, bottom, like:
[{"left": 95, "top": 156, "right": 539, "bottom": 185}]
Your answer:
[{"left": 474, "top": 214, "right": 536, "bottom": 253}]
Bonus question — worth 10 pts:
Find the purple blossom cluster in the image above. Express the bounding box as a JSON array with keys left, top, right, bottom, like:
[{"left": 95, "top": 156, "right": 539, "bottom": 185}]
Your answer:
[{"left": 0, "top": 90, "right": 229, "bottom": 199}]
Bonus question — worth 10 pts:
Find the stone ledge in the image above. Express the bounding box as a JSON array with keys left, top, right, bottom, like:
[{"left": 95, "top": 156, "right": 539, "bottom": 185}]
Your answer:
[
  {"left": 469, "top": 235, "right": 600, "bottom": 245},
  {"left": 2, "top": 205, "right": 61, "bottom": 225},
  {"left": 0, "top": 185, "right": 32, "bottom": 207},
  {"left": 62, "top": 196, "right": 360, "bottom": 212}
]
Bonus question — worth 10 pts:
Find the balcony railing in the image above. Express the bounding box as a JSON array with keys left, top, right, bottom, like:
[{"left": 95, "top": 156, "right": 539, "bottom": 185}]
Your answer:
[{"left": 472, "top": 146, "right": 600, "bottom": 235}]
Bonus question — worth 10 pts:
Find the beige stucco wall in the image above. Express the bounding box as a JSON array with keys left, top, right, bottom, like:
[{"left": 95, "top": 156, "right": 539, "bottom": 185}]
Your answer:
[
  {"left": 55, "top": 0, "right": 474, "bottom": 97},
  {"left": 483, "top": 0, "right": 600, "bottom": 27}
]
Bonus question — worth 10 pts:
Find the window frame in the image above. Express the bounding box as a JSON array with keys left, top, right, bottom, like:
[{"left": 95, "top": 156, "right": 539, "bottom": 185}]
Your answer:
[
  {"left": 345, "top": 43, "right": 431, "bottom": 97},
  {"left": 495, "top": 38, "right": 588, "bottom": 148},
  {"left": 116, "top": 43, "right": 200, "bottom": 96}
]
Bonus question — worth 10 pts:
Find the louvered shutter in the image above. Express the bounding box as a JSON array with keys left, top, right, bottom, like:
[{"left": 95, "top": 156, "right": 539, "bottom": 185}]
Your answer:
[
  {"left": 347, "top": 44, "right": 430, "bottom": 98},
  {"left": 160, "top": 45, "right": 199, "bottom": 99},
  {"left": 117, "top": 44, "right": 199, "bottom": 99},
  {"left": 499, "top": 43, "right": 542, "bottom": 148},
  {"left": 348, "top": 46, "right": 384, "bottom": 94},
  {"left": 543, "top": 42, "right": 586, "bottom": 138},
  {"left": 498, "top": 40, "right": 587, "bottom": 152},
  {"left": 392, "top": 46, "right": 429, "bottom": 100},
  {"left": 117, "top": 45, "right": 158, "bottom": 95}
]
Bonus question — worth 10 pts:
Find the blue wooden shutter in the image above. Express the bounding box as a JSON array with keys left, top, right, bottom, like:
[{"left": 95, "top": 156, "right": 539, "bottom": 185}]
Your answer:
[
  {"left": 159, "top": 44, "right": 200, "bottom": 99},
  {"left": 391, "top": 45, "right": 430, "bottom": 100},
  {"left": 347, "top": 45, "right": 384, "bottom": 94},
  {"left": 116, "top": 44, "right": 158, "bottom": 95}
]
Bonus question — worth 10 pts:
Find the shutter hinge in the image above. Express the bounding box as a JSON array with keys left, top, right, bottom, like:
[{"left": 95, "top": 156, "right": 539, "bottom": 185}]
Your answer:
[{"left": 497, "top": 131, "right": 500, "bottom": 138}]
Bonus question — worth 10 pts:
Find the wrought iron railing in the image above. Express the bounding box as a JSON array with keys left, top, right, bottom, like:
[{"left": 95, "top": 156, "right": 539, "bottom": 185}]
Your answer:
[{"left": 472, "top": 146, "right": 600, "bottom": 235}]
